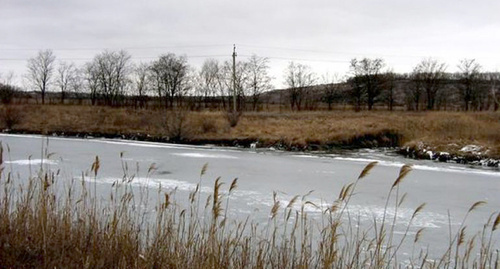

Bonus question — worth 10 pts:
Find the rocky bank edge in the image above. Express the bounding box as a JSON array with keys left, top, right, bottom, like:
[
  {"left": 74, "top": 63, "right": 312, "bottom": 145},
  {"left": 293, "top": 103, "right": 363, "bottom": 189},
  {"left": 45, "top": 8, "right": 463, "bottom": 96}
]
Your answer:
[{"left": 2, "top": 129, "right": 499, "bottom": 168}]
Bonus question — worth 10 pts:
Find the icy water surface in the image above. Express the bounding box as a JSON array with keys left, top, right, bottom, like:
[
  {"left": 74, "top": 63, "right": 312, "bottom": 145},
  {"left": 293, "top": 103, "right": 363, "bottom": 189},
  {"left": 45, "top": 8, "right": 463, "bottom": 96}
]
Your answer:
[{"left": 1, "top": 134, "right": 498, "bottom": 258}]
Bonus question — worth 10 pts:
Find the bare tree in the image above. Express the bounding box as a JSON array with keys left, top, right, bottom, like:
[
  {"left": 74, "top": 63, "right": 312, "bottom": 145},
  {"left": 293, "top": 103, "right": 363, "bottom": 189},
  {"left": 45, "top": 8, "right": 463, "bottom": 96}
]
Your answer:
[
  {"left": 321, "top": 73, "right": 343, "bottom": 110},
  {"left": 489, "top": 72, "right": 500, "bottom": 111},
  {"left": 221, "top": 60, "right": 248, "bottom": 111},
  {"left": 0, "top": 83, "right": 17, "bottom": 105},
  {"left": 84, "top": 62, "right": 100, "bottom": 105},
  {"left": 26, "top": 49, "right": 56, "bottom": 104},
  {"left": 457, "top": 59, "right": 482, "bottom": 111},
  {"left": 89, "top": 50, "right": 132, "bottom": 106},
  {"left": 0, "top": 72, "right": 17, "bottom": 104},
  {"left": 381, "top": 71, "right": 397, "bottom": 111},
  {"left": 56, "top": 61, "right": 79, "bottom": 104},
  {"left": 198, "top": 59, "right": 224, "bottom": 108},
  {"left": 407, "top": 70, "right": 424, "bottom": 111},
  {"left": 284, "top": 62, "right": 316, "bottom": 111},
  {"left": 151, "top": 53, "right": 190, "bottom": 109},
  {"left": 349, "top": 58, "right": 385, "bottom": 111},
  {"left": 412, "top": 58, "right": 447, "bottom": 110},
  {"left": 133, "top": 62, "right": 151, "bottom": 108},
  {"left": 246, "top": 55, "right": 272, "bottom": 111},
  {"left": 0, "top": 71, "right": 15, "bottom": 86}
]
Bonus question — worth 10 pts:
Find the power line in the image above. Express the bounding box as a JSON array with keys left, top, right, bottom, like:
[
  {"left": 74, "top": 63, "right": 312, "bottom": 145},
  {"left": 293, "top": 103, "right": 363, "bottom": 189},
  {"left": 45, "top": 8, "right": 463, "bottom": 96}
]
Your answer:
[
  {"left": 262, "top": 56, "right": 349, "bottom": 64},
  {"left": 0, "top": 43, "right": 441, "bottom": 59},
  {"left": 0, "top": 54, "right": 231, "bottom": 62},
  {"left": 0, "top": 53, "right": 349, "bottom": 64},
  {"left": 0, "top": 44, "right": 231, "bottom": 52},
  {"left": 237, "top": 44, "right": 496, "bottom": 60},
  {"left": 2, "top": 43, "right": 499, "bottom": 62}
]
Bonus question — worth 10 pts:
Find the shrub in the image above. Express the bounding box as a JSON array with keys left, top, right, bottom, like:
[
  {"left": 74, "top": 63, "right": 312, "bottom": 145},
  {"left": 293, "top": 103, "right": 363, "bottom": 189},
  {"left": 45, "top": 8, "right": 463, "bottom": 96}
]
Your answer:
[
  {"left": 200, "top": 116, "right": 218, "bottom": 133},
  {"left": 0, "top": 83, "right": 16, "bottom": 105},
  {"left": 164, "top": 109, "right": 191, "bottom": 141},
  {"left": 226, "top": 111, "right": 241, "bottom": 128},
  {"left": 0, "top": 105, "right": 24, "bottom": 129}
]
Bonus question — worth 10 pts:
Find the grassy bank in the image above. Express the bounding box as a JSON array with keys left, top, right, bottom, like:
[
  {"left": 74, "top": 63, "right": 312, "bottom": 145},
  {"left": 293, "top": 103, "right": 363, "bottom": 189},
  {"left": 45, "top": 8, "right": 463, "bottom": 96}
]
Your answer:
[
  {"left": 0, "top": 148, "right": 498, "bottom": 268},
  {"left": 2, "top": 104, "right": 500, "bottom": 158}
]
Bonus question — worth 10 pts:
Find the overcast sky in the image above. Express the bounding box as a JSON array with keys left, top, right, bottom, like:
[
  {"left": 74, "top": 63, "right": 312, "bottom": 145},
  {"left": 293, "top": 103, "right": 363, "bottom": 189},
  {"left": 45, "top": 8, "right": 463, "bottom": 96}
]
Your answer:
[{"left": 1, "top": 0, "right": 500, "bottom": 87}]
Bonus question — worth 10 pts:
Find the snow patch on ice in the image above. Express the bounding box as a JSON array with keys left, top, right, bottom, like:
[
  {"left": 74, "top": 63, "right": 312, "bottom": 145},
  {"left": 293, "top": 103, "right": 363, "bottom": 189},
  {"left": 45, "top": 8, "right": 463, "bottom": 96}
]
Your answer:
[
  {"left": 172, "top": 153, "right": 238, "bottom": 159},
  {"left": 82, "top": 176, "right": 213, "bottom": 193},
  {"left": 5, "top": 159, "right": 58, "bottom": 165}
]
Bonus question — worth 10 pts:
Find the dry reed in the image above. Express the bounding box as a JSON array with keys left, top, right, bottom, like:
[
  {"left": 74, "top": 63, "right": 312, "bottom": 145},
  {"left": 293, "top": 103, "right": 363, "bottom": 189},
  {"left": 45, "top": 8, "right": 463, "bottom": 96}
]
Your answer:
[{"left": 0, "top": 146, "right": 498, "bottom": 268}]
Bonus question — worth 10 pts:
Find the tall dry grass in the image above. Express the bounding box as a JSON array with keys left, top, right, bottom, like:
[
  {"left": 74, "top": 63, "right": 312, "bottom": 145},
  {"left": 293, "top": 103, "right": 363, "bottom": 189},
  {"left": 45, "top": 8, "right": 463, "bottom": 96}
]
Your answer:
[
  {"left": 2, "top": 104, "right": 499, "bottom": 156},
  {"left": 0, "top": 144, "right": 498, "bottom": 268}
]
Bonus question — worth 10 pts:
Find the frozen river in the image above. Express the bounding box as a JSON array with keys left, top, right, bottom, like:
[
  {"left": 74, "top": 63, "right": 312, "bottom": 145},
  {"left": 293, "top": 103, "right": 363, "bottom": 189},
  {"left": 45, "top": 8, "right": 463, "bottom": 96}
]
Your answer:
[{"left": 0, "top": 134, "right": 498, "bottom": 259}]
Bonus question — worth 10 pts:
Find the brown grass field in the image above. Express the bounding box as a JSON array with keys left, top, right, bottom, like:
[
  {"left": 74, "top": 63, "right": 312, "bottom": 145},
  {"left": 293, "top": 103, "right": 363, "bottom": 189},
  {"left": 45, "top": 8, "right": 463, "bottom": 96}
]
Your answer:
[{"left": 2, "top": 104, "right": 500, "bottom": 158}]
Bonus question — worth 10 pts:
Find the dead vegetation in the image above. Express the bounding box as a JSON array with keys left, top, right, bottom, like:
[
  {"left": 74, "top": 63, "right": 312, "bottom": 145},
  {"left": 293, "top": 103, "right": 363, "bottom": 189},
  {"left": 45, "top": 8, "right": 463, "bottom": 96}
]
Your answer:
[
  {"left": 1, "top": 104, "right": 500, "bottom": 157},
  {"left": 0, "top": 151, "right": 498, "bottom": 268}
]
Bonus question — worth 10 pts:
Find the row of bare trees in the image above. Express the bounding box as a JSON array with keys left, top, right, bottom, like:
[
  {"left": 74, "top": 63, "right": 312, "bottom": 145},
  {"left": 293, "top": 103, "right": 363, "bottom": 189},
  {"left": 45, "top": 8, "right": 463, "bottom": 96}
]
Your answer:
[
  {"left": 19, "top": 49, "right": 273, "bottom": 110},
  {"left": 328, "top": 58, "right": 498, "bottom": 112},
  {"left": 280, "top": 57, "right": 499, "bottom": 112},
  {"left": 4, "top": 49, "right": 500, "bottom": 111},
  {"left": 404, "top": 58, "right": 499, "bottom": 111}
]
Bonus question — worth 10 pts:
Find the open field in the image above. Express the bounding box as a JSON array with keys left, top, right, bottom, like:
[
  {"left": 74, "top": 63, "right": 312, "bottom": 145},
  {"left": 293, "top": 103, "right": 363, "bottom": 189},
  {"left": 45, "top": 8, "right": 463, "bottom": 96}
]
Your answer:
[{"left": 2, "top": 104, "right": 500, "bottom": 158}]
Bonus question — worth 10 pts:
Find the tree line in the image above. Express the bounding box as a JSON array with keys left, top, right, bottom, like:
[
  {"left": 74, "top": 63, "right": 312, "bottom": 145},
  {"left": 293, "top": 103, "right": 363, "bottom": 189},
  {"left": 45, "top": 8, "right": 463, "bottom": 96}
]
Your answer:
[
  {"left": 284, "top": 58, "right": 500, "bottom": 111},
  {"left": 1, "top": 49, "right": 500, "bottom": 111},
  {"left": 0, "top": 49, "right": 272, "bottom": 111}
]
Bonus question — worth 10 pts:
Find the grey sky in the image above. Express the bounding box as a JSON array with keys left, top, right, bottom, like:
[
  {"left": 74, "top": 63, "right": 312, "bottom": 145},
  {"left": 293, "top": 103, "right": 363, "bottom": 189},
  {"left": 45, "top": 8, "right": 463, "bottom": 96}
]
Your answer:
[{"left": 1, "top": 0, "right": 500, "bottom": 87}]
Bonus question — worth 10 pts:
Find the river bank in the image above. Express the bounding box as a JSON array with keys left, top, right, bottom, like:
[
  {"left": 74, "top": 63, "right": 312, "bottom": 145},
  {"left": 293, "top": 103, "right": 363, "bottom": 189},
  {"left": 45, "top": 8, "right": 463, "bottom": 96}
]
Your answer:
[{"left": 1, "top": 104, "right": 500, "bottom": 166}]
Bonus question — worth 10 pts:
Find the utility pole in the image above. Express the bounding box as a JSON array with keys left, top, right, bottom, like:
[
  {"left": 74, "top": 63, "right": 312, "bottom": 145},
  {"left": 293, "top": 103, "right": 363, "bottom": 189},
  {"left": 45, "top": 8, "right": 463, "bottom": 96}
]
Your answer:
[{"left": 232, "top": 44, "right": 237, "bottom": 113}]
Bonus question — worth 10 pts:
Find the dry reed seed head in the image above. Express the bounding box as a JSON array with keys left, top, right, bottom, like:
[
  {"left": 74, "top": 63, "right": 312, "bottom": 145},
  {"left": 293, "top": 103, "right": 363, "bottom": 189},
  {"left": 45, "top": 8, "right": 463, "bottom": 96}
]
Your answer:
[
  {"left": 330, "top": 202, "right": 340, "bottom": 213},
  {"left": 270, "top": 201, "right": 280, "bottom": 219},
  {"left": 414, "top": 228, "right": 425, "bottom": 243},
  {"left": 200, "top": 163, "right": 208, "bottom": 177},
  {"left": 148, "top": 163, "right": 157, "bottom": 174},
  {"left": 468, "top": 201, "right": 487, "bottom": 213},
  {"left": 91, "top": 156, "right": 100, "bottom": 177},
  {"left": 205, "top": 194, "right": 212, "bottom": 209},
  {"left": 189, "top": 186, "right": 199, "bottom": 203},
  {"left": 458, "top": 226, "right": 467, "bottom": 246},
  {"left": 392, "top": 164, "right": 413, "bottom": 189},
  {"left": 338, "top": 185, "right": 346, "bottom": 200},
  {"left": 43, "top": 174, "right": 51, "bottom": 191},
  {"left": 357, "top": 161, "right": 378, "bottom": 180},
  {"left": 467, "top": 234, "right": 477, "bottom": 253},
  {"left": 164, "top": 193, "right": 170, "bottom": 209},
  {"left": 219, "top": 218, "right": 226, "bottom": 228},
  {"left": 212, "top": 177, "right": 224, "bottom": 218},
  {"left": 340, "top": 183, "right": 354, "bottom": 201},
  {"left": 286, "top": 195, "right": 300, "bottom": 209},
  {"left": 493, "top": 213, "right": 500, "bottom": 231},
  {"left": 229, "top": 178, "right": 238, "bottom": 193},
  {"left": 301, "top": 190, "right": 314, "bottom": 201},
  {"left": 304, "top": 201, "right": 320, "bottom": 210},
  {"left": 412, "top": 203, "right": 426, "bottom": 219}
]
